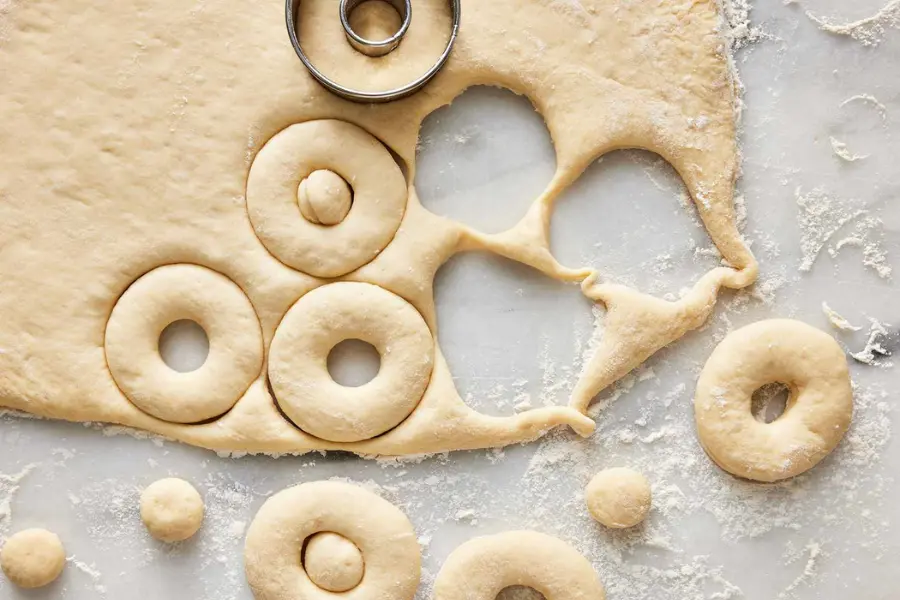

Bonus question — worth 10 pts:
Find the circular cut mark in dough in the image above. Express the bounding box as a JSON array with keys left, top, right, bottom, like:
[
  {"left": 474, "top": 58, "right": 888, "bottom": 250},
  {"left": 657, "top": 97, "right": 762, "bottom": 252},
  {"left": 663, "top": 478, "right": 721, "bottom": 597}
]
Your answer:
[
  {"left": 140, "top": 478, "right": 205, "bottom": 543},
  {"left": 303, "top": 532, "right": 365, "bottom": 592},
  {"left": 694, "top": 319, "right": 853, "bottom": 483},
  {"left": 433, "top": 531, "right": 605, "bottom": 600},
  {"left": 105, "top": 264, "right": 263, "bottom": 423},
  {"left": 327, "top": 339, "right": 381, "bottom": 387},
  {"left": 269, "top": 282, "right": 434, "bottom": 443},
  {"left": 247, "top": 120, "right": 407, "bottom": 278},
  {"left": 244, "top": 480, "right": 420, "bottom": 600},
  {"left": 297, "top": 169, "right": 353, "bottom": 226},
  {"left": 0, "top": 528, "right": 66, "bottom": 589},
  {"left": 585, "top": 467, "right": 651, "bottom": 529}
]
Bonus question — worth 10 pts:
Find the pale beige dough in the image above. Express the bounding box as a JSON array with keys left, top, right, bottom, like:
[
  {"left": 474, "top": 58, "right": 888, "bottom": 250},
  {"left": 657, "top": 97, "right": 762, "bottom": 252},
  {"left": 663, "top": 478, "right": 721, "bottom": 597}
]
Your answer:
[
  {"left": 244, "top": 481, "right": 420, "bottom": 600},
  {"left": 694, "top": 319, "right": 853, "bottom": 483},
  {"left": 297, "top": 169, "right": 353, "bottom": 226},
  {"left": 0, "top": 0, "right": 757, "bottom": 456},
  {"left": 0, "top": 528, "right": 66, "bottom": 589},
  {"left": 303, "top": 532, "right": 364, "bottom": 592},
  {"left": 140, "top": 478, "right": 205, "bottom": 542},
  {"left": 585, "top": 467, "right": 651, "bottom": 529},
  {"left": 268, "top": 281, "right": 434, "bottom": 442},
  {"left": 433, "top": 531, "right": 605, "bottom": 600},
  {"left": 105, "top": 264, "right": 264, "bottom": 424},
  {"left": 247, "top": 120, "right": 407, "bottom": 278}
]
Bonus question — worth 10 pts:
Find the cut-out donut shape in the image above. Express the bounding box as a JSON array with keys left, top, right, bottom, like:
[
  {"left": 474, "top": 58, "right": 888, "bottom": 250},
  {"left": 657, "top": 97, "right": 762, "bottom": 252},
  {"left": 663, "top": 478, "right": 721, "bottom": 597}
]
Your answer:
[
  {"left": 269, "top": 281, "right": 434, "bottom": 442},
  {"left": 246, "top": 119, "right": 408, "bottom": 278},
  {"left": 433, "top": 531, "right": 605, "bottom": 600},
  {"left": 694, "top": 319, "right": 853, "bottom": 483},
  {"left": 105, "top": 264, "right": 263, "bottom": 423},
  {"left": 243, "top": 481, "right": 421, "bottom": 600}
]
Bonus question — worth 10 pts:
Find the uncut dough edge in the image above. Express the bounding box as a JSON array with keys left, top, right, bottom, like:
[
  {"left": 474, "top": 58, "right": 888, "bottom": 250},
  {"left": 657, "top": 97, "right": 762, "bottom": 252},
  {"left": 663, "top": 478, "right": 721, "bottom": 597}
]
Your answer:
[{"left": 0, "top": 0, "right": 757, "bottom": 456}]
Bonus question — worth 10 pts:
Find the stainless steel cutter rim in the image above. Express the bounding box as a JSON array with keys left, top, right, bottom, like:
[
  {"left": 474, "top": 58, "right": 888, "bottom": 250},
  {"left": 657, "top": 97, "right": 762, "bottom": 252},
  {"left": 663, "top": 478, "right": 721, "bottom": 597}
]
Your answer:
[
  {"left": 285, "top": 0, "right": 461, "bottom": 103},
  {"left": 340, "top": 0, "right": 412, "bottom": 58}
]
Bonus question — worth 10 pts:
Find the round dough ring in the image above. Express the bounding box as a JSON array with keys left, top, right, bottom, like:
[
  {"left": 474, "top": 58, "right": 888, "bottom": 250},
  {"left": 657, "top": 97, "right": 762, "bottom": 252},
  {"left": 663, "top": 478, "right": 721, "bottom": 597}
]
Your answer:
[
  {"left": 105, "top": 264, "right": 263, "bottom": 423},
  {"left": 244, "top": 480, "right": 421, "bottom": 600},
  {"left": 268, "top": 281, "right": 434, "bottom": 442},
  {"left": 433, "top": 531, "right": 605, "bottom": 600},
  {"left": 246, "top": 119, "right": 408, "bottom": 278},
  {"left": 694, "top": 319, "right": 853, "bottom": 483}
]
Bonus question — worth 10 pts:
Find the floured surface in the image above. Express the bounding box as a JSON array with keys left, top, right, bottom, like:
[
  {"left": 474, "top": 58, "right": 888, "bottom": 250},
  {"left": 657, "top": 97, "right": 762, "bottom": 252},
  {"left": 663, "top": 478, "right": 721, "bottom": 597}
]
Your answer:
[{"left": 0, "top": 0, "right": 899, "bottom": 599}]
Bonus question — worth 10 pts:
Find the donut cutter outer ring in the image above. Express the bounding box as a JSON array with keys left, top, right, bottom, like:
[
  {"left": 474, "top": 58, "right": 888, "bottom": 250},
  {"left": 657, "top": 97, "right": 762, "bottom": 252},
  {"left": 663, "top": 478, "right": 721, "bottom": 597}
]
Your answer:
[{"left": 285, "top": 0, "right": 461, "bottom": 103}]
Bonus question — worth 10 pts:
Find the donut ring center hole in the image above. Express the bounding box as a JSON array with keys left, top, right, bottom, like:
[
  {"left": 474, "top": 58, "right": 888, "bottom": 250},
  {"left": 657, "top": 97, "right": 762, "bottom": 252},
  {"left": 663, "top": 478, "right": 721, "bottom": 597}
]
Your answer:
[
  {"left": 158, "top": 320, "right": 210, "bottom": 373},
  {"left": 347, "top": 0, "right": 404, "bottom": 44},
  {"left": 327, "top": 339, "right": 381, "bottom": 387},
  {"left": 497, "top": 586, "right": 548, "bottom": 600},
  {"left": 750, "top": 382, "right": 792, "bottom": 424}
]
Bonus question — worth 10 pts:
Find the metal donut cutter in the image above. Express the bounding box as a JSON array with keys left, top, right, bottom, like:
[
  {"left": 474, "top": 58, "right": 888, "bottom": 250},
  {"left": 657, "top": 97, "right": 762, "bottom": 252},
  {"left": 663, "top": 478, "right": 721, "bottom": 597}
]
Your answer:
[{"left": 285, "top": 0, "right": 461, "bottom": 103}]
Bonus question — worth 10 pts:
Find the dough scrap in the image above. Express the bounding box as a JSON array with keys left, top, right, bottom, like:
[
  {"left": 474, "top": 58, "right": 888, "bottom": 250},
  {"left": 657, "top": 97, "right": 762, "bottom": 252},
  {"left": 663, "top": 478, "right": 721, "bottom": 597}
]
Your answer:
[
  {"left": 433, "top": 531, "right": 605, "bottom": 600},
  {"left": 694, "top": 319, "right": 853, "bottom": 483},
  {"left": 0, "top": 528, "right": 66, "bottom": 589},
  {"left": 244, "top": 481, "right": 420, "bottom": 600},
  {"left": 303, "top": 532, "right": 365, "bottom": 592},
  {"left": 140, "top": 477, "right": 205, "bottom": 542},
  {"left": 585, "top": 467, "right": 651, "bottom": 529},
  {"left": 0, "top": 0, "right": 757, "bottom": 456}
]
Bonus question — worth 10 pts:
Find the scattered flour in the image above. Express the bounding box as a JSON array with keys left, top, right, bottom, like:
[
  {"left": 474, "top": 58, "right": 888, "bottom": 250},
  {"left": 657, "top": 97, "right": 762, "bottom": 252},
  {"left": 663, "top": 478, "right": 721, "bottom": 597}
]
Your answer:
[
  {"left": 0, "top": 464, "right": 35, "bottom": 538},
  {"left": 805, "top": 0, "right": 900, "bottom": 47},
  {"left": 840, "top": 94, "right": 889, "bottom": 123},
  {"left": 850, "top": 318, "right": 894, "bottom": 367},
  {"left": 821, "top": 302, "right": 861, "bottom": 332},
  {"left": 829, "top": 136, "right": 868, "bottom": 162}
]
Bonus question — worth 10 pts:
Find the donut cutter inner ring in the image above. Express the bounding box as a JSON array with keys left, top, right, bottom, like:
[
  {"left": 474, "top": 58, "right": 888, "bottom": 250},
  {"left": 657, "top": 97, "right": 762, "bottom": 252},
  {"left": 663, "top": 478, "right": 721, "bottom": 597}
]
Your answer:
[{"left": 285, "top": 0, "right": 461, "bottom": 103}]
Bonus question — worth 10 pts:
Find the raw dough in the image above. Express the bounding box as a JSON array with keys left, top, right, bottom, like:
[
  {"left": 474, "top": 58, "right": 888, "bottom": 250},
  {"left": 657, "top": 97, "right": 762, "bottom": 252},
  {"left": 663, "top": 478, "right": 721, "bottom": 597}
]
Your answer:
[
  {"left": 585, "top": 467, "right": 651, "bottom": 529},
  {"left": 303, "top": 532, "right": 365, "bottom": 592},
  {"left": 105, "top": 264, "right": 264, "bottom": 424},
  {"left": 140, "top": 478, "right": 205, "bottom": 542},
  {"left": 694, "top": 319, "right": 853, "bottom": 483},
  {"left": 244, "top": 481, "right": 420, "bottom": 600},
  {"left": 268, "top": 281, "right": 434, "bottom": 442},
  {"left": 0, "top": 0, "right": 757, "bottom": 456},
  {"left": 297, "top": 169, "right": 353, "bottom": 226},
  {"left": 433, "top": 531, "right": 605, "bottom": 600},
  {"left": 0, "top": 528, "right": 66, "bottom": 589}
]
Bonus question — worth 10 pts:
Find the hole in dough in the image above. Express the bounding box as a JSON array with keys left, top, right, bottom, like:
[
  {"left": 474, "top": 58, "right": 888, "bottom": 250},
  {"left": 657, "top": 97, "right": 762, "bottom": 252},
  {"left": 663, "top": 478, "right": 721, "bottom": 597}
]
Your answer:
[
  {"left": 327, "top": 339, "right": 382, "bottom": 387},
  {"left": 349, "top": 0, "right": 402, "bottom": 43},
  {"left": 496, "top": 586, "right": 547, "bottom": 600},
  {"left": 551, "top": 150, "right": 717, "bottom": 296},
  {"left": 751, "top": 382, "right": 791, "bottom": 424},
  {"left": 434, "top": 252, "right": 593, "bottom": 416},
  {"left": 158, "top": 320, "right": 210, "bottom": 373},
  {"left": 416, "top": 86, "right": 555, "bottom": 233}
]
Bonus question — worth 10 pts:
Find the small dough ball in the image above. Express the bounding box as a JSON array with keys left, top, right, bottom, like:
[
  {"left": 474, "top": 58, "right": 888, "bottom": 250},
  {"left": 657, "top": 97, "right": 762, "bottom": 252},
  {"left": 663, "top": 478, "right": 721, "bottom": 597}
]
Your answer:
[
  {"left": 585, "top": 468, "right": 651, "bottom": 529},
  {"left": 304, "top": 532, "right": 365, "bottom": 592},
  {"left": 1, "top": 528, "right": 66, "bottom": 589},
  {"left": 297, "top": 170, "right": 352, "bottom": 225},
  {"left": 140, "top": 478, "right": 205, "bottom": 543}
]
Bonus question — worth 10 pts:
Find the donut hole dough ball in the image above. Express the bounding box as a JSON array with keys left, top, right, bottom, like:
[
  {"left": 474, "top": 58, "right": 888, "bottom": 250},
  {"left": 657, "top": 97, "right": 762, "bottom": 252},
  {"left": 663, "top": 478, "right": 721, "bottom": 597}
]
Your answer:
[
  {"left": 303, "top": 532, "right": 365, "bottom": 592},
  {"left": 694, "top": 319, "right": 853, "bottom": 483},
  {"left": 140, "top": 478, "right": 205, "bottom": 543},
  {"left": 0, "top": 528, "right": 66, "bottom": 589},
  {"left": 297, "top": 170, "right": 353, "bottom": 226},
  {"left": 585, "top": 468, "right": 651, "bottom": 529}
]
